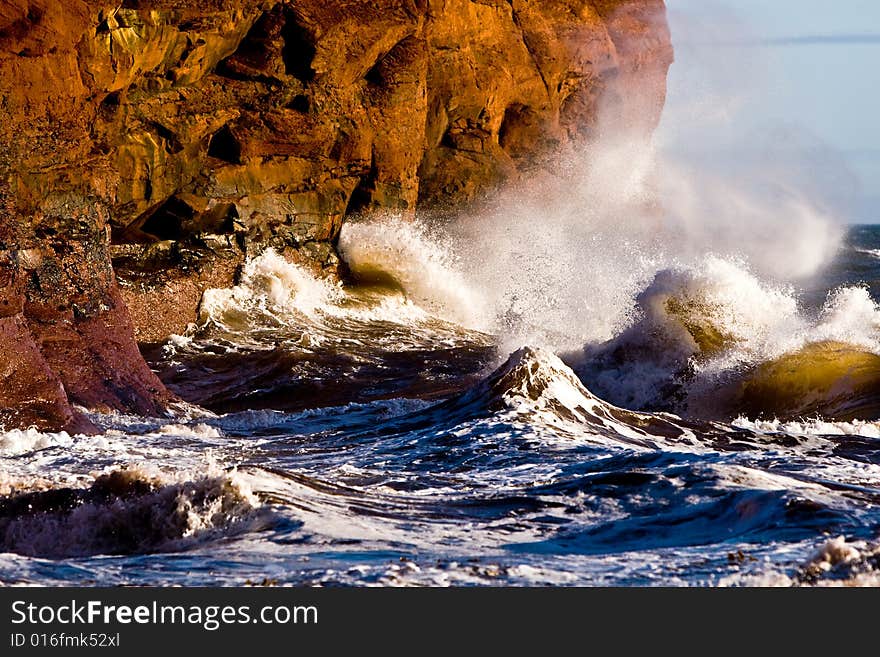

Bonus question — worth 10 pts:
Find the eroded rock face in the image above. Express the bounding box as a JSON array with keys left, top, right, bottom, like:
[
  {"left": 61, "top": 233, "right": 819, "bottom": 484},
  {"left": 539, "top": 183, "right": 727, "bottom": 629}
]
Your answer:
[{"left": 0, "top": 0, "right": 672, "bottom": 430}]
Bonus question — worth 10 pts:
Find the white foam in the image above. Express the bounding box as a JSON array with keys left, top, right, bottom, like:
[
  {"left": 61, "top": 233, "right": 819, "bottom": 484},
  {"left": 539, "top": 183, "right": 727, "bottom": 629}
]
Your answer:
[
  {"left": 807, "top": 536, "right": 862, "bottom": 571},
  {"left": 813, "top": 286, "right": 880, "bottom": 351},
  {"left": 573, "top": 256, "right": 880, "bottom": 410},
  {"left": 213, "top": 398, "right": 432, "bottom": 434},
  {"left": 0, "top": 428, "right": 73, "bottom": 457},
  {"left": 733, "top": 416, "right": 880, "bottom": 438},
  {"left": 0, "top": 465, "right": 265, "bottom": 557},
  {"left": 199, "top": 248, "right": 343, "bottom": 328},
  {"left": 337, "top": 216, "right": 487, "bottom": 330},
  {"left": 156, "top": 423, "right": 223, "bottom": 439}
]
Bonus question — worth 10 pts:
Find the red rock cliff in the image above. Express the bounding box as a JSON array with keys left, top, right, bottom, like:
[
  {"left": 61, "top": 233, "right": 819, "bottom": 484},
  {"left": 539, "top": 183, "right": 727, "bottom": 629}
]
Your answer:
[{"left": 0, "top": 0, "right": 672, "bottom": 431}]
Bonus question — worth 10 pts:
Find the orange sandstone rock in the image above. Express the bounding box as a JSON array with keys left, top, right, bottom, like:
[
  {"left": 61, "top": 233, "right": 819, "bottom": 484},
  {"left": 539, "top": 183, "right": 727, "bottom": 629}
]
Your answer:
[{"left": 0, "top": 0, "right": 672, "bottom": 430}]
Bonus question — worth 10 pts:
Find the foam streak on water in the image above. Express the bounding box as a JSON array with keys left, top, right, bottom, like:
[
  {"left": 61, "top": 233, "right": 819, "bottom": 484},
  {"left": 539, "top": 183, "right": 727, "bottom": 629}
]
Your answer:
[
  {"left": 5, "top": 227, "right": 880, "bottom": 586},
  {"left": 4, "top": 304, "right": 880, "bottom": 586}
]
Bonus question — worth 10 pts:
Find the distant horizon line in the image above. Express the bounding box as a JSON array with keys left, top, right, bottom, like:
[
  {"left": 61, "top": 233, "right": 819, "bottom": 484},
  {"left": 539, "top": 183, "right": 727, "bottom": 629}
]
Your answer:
[
  {"left": 679, "top": 34, "right": 880, "bottom": 47},
  {"left": 661, "top": 146, "right": 880, "bottom": 158}
]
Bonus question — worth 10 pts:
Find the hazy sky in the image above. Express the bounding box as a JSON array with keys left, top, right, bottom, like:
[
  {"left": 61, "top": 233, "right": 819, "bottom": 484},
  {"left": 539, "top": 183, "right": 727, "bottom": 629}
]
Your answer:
[{"left": 662, "top": 0, "right": 880, "bottom": 219}]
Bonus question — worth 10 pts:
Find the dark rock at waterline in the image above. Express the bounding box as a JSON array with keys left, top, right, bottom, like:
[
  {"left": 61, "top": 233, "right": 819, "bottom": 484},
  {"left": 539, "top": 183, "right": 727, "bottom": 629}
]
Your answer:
[
  {"left": 0, "top": 206, "right": 170, "bottom": 431},
  {"left": 0, "top": 0, "right": 672, "bottom": 430}
]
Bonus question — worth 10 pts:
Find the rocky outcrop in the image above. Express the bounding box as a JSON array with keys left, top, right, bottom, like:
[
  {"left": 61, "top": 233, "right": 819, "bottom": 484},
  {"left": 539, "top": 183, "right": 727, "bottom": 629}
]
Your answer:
[{"left": 0, "top": 0, "right": 672, "bottom": 430}]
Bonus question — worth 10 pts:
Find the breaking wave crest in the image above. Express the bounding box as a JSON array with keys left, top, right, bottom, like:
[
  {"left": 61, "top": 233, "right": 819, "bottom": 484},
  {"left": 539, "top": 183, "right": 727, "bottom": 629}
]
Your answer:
[
  {"left": 415, "top": 346, "right": 691, "bottom": 448},
  {"left": 198, "top": 248, "right": 343, "bottom": 330},
  {"left": 196, "top": 245, "right": 487, "bottom": 339},
  {"left": 182, "top": 233, "right": 880, "bottom": 423},
  {"left": 338, "top": 217, "right": 487, "bottom": 330},
  {"left": 0, "top": 467, "right": 268, "bottom": 558},
  {"left": 573, "top": 256, "right": 880, "bottom": 420}
]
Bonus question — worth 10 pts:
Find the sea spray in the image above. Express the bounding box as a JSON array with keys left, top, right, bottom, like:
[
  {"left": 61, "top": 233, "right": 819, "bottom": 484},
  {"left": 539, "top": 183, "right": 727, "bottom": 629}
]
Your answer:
[
  {"left": 0, "top": 466, "right": 267, "bottom": 558},
  {"left": 572, "top": 257, "right": 880, "bottom": 414},
  {"left": 198, "top": 245, "right": 484, "bottom": 334},
  {"left": 198, "top": 248, "right": 343, "bottom": 330},
  {"left": 329, "top": 127, "right": 846, "bottom": 357},
  {"left": 425, "top": 0, "right": 848, "bottom": 351},
  {"left": 569, "top": 256, "right": 802, "bottom": 410},
  {"left": 337, "top": 216, "right": 487, "bottom": 331},
  {"left": 0, "top": 428, "right": 74, "bottom": 457}
]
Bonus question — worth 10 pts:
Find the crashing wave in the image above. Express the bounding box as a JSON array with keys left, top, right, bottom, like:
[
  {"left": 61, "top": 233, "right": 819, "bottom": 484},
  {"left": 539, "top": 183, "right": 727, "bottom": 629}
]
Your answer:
[
  {"left": 337, "top": 216, "right": 487, "bottom": 330},
  {"left": 417, "top": 346, "right": 694, "bottom": 447},
  {"left": 0, "top": 467, "right": 270, "bottom": 558},
  {"left": 0, "top": 428, "right": 74, "bottom": 457},
  {"left": 574, "top": 257, "right": 880, "bottom": 420},
  {"left": 196, "top": 245, "right": 486, "bottom": 338},
  {"left": 793, "top": 536, "right": 880, "bottom": 586},
  {"left": 198, "top": 248, "right": 343, "bottom": 331},
  {"left": 573, "top": 257, "right": 801, "bottom": 410},
  {"left": 732, "top": 415, "right": 880, "bottom": 438}
]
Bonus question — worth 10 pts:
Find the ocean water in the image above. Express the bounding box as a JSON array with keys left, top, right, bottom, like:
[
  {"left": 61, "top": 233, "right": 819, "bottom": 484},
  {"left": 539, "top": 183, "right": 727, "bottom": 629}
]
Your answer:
[{"left": 3, "top": 224, "right": 880, "bottom": 587}]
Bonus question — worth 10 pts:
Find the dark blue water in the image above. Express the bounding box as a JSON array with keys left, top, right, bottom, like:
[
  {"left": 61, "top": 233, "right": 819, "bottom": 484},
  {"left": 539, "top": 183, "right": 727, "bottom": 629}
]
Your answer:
[
  {"left": 802, "top": 224, "right": 880, "bottom": 308},
  {"left": 3, "top": 226, "right": 880, "bottom": 586}
]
